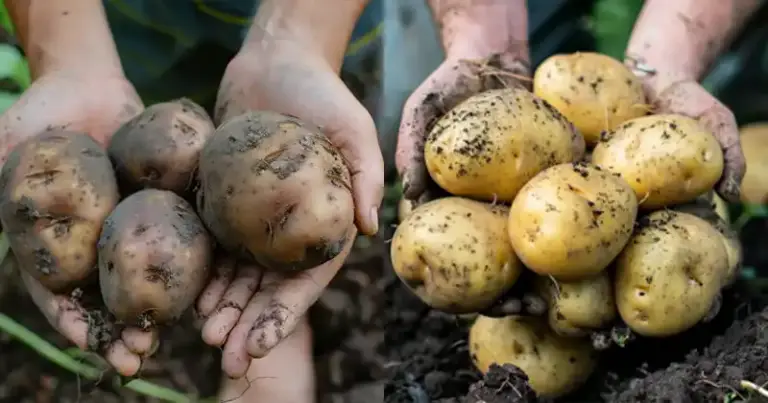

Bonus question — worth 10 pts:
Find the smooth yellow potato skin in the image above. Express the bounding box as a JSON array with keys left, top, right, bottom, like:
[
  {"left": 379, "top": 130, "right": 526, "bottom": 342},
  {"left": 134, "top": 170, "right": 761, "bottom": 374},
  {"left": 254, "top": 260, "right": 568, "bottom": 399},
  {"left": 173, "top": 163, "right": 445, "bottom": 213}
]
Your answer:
[
  {"left": 397, "top": 196, "right": 415, "bottom": 224},
  {"left": 713, "top": 193, "right": 730, "bottom": 224},
  {"left": 615, "top": 211, "right": 729, "bottom": 337},
  {"left": 469, "top": 315, "right": 596, "bottom": 398},
  {"left": 592, "top": 114, "right": 724, "bottom": 210},
  {"left": 738, "top": 123, "right": 768, "bottom": 205},
  {"left": 424, "top": 88, "right": 585, "bottom": 202},
  {"left": 533, "top": 52, "right": 647, "bottom": 146},
  {"left": 391, "top": 197, "right": 522, "bottom": 313},
  {"left": 508, "top": 162, "right": 638, "bottom": 280},
  {"left": 535, "top": 272, "right": 616, "bottom": 337}
]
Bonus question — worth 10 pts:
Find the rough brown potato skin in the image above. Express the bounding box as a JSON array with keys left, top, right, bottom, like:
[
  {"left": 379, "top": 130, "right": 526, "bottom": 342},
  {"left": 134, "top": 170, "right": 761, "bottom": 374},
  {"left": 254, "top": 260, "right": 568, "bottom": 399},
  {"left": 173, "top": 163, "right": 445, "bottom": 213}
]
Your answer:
[
  {"left": 0, "top": 131, "right": 119, "bottom": 292},
  {"left": 98, "top": 189, "right": 212, "bottom": 327},
  {"left": 107, "top": 98, "right": 215, "bottom": 194},
  {"left": 197, "top": 111, "right": 354, "bottom": 273}
]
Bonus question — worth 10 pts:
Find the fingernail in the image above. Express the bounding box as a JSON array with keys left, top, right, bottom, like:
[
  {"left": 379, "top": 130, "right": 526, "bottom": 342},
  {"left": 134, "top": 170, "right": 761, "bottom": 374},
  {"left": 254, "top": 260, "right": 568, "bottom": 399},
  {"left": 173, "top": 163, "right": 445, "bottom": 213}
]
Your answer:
[{"left": 369, "top": 207, "right": 379, "bottom": 235}]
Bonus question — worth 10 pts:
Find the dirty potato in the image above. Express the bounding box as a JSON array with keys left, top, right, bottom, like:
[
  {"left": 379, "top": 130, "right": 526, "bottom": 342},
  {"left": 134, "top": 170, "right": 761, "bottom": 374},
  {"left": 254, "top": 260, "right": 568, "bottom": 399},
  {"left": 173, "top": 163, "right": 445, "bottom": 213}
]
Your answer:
[
  {"left": 0, "top": 131, "right": 119, "bottom": 292},
  {"left": 391, "top": 197, "right": 522, "bottom": 313},
  {"left": 424, "top": 88, "right": 585, "bottom": 202},
  {"left": 535, "top": 272, "right": 616, "bottom": 337},
  {"left": 197, "top": 111, "right": 354, "bottom": 272},
  {"left": 98, "top": 189, "right": 212, "bottom": 327}
]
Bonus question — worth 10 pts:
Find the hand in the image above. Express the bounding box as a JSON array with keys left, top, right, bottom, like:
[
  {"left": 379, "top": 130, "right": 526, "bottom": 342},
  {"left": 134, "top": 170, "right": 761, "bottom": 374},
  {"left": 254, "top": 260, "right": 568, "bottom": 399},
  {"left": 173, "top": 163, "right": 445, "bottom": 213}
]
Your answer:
[{"left": 0, "top": 72, "right": 155, "bottom": 376}]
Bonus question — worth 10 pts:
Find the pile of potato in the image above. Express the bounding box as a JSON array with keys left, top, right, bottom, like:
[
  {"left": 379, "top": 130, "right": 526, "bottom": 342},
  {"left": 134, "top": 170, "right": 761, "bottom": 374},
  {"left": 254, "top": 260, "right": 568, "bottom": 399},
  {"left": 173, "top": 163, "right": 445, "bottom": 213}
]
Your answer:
[
  {"left": 390, "top": 52, "right": 743, "bottom": 398},
  {"left": 0, "top": 99, "right": 354, "bottom": 329}
]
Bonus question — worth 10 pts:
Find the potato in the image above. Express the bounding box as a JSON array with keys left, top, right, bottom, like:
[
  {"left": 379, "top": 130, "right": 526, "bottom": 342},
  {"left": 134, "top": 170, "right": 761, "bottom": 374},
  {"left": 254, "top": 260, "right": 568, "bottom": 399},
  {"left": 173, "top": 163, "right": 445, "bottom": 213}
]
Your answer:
[
  {"left": 397, "top": 196, "right": 415, "bottom": 224},
  {"left": 615, "top": 210, "right": 729, "bottom": 337},
  {"left": 98, "top": 189, "right": 212, "bottom": 327},
  {"left": 108, "top": 98, "right": 215, "bottom": 194},
  {"left": 469, "top": 315, "right": 597, "bottom": 398},
  {"left": 533, "top": 52, "right": 647, "bottom": 146},
  {"left": 508, "top": 162, "right": 637, "bottom": 280},
  {"left": 592, "top": 114, "right": 724, "bottom": 210},
  {"left": 712, "top": 193, "right": 730, "bottom": 223},
  {"left": 424, "top": 88, "right": 585, "bottom": 202},
  {"left": 197, "top": 111, "right": 354, "bottom": 272},
  {"left": 738, "top": 123, "right": 768, "bottom": 204},
  {"left": 535, "top": 272, "right": 616, "bottom": 337},
  {"left": 0, "top": 131, "right": 119, "bottom": 292},
  {"left": 390, "top": 197, "right": 522, "bottom": 313}
]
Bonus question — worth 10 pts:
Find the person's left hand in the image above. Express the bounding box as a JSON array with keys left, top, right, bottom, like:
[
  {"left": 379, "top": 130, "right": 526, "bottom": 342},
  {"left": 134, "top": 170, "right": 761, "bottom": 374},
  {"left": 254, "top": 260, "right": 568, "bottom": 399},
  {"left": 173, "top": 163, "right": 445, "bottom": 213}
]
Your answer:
[{"left": 195, "top": 43, "right": 383, "bottom": 379}]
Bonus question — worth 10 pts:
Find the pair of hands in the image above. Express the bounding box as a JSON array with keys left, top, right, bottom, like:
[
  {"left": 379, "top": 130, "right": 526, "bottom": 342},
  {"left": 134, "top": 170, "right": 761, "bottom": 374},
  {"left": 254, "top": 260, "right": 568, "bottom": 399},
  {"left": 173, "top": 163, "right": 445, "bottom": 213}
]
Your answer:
[{"left": 0, "top": 46, "right": 382, "bottom": 379}]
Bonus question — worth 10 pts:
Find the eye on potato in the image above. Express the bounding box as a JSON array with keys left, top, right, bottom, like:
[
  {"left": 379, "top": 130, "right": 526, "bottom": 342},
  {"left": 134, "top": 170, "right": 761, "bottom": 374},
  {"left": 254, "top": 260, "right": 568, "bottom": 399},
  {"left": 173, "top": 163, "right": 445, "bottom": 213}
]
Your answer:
[
  {"left": 508, "top": 162, "right": 638, "bottom": 280},
  {"left": 98, "top": 189, "right": 212, "bottom": 328},
  {"left": 108, "top": 98, "right": 215, "bottom": 195},
  {"left": 535, "top": 272, "right": 616, "bottom": 337},
  {"left": 592, "top": 114, "right": 724, "bottom": 210},
  {"left": 390, "top": 197, "right": 522, "bottom": 313},
  {"left": 0, "top": 131, "right": 119, "bottom": 292},
  {"left": 197, "top": 111, "right": 354, "bottom": 273},
  {"left": 738, "top": 122, "right": 768, "bottom": 205},
  {"left": 533, "top": 52, "right": 647, "bottom": 146},
  {"left": 469, "top": 315, "right": 597, "bottom": 398},
  {"left": 424, "top": 88, "right": 585, "bottom": 202},
  {"left": 615, "top": 210, "right": 729, "bottom": 337}
]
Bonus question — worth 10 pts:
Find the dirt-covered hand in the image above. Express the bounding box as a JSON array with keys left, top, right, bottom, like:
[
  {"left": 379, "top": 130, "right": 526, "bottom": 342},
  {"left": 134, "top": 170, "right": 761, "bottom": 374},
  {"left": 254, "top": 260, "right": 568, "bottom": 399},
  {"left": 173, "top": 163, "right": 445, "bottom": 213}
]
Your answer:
[
  {"left": 0, "top": 72, "right": 154, "bottom": 377},
  {"left": 395, "top": 52, "right": 531, "bottom": 206}
]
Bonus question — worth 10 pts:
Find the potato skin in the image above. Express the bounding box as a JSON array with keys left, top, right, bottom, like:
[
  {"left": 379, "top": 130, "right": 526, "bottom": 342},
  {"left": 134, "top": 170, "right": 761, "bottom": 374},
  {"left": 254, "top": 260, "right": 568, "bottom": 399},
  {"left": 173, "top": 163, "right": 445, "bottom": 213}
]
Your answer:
[
  {"left": 397, "top": 196, "right": 415, "bottom": 224},
  {"left": 535, "top": 272, "right": 616, "bottom": 337},
  {"left": 533, "top": 52, "right": 647, "bottom": 146},
  {"left": 424, "top": 88, "right": 585, "bottom": 202},
  {"left": 615, "top": 210, "right": 728, "bottom": 337},
  {"left": 0, "top": 131, "right": 119, "bottom": 292},
  {"left": 592, "top": 114, "right": 724, "bottom": 210},
  {"left": 98, "top": 189, "right": 212, "bottom": 327},
  {"left": 108, "top": 98, "right": 215, "bottom": 194},
  {"left": 391, "top": 197, "right": 522, "bottom": 313},
  {"left": 738, "top": 123, "right": 768, "bottom": 204},
  {"left": 469, "top": 315, "right": 597, "bottom": 398},
  {"left": 197, "top": 111, "right": 354, "bottom": 272},
  {"left": 508, "top": 162, "right": 638, "bottom": 280}
]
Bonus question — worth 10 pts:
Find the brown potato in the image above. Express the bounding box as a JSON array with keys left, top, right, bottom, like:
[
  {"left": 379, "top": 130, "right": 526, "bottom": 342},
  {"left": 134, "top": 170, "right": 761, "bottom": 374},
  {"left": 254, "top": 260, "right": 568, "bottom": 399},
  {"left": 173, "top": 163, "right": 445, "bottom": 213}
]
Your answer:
[
  {"left": 197, "top": 111, "right": 354, "bottom": 272},
  {"left": 0, "top": 131, "right": 119, "bottom": 292},
  {"left": 108, "top": 98, "right": 215, "bottom": 194},
  {"left": 98, "top": 189, "right": 212, "bottom": 327}
]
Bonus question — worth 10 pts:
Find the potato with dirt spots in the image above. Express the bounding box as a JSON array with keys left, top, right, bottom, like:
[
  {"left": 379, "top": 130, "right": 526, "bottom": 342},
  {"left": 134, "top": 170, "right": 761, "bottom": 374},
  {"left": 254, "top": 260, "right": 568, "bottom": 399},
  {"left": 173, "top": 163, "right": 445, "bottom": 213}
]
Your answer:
[
  {"left": 614, "top": 210, "right": 729, "bottom": 337},
  {"left": 424, "top": 88, "right": 585, "bottom": 202},
  {"left": 533, "top": 52, "right": 647, "bottom": 146},
  {"left": 98, "top": 189, "right": 212, "bottom": 327},
  {"left": 0, "top": 131, "right": 119, "bottom": 292},
  {"left": 738, "top": 122, "right": 768, "bottom": 205},
  {"left": 390, "top": 197, "right": 522, "bottom": 313},
  {"left": 592, "top": 114, "right": 724, "bottom": 210},
  {"left": 469, "top": 315, "right": 597, "bottom": 398},
  {"left": 107, "top": 98, "right": 215, "bottom": 194},
  {"left": 508, "top": 162, "right": 638, "bottom": 280},
  {"left": 535, "top": 272, "right": 616, "bottom": 337},
  {"left": 197, "top": 111, "right": 354, "bottom": 272}
]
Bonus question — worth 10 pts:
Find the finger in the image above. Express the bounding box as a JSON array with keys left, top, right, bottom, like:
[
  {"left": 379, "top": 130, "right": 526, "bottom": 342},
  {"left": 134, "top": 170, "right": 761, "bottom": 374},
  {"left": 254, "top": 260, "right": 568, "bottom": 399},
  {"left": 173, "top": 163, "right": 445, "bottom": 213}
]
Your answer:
[
  {"left": 104, "top": 339, "right": 142, "bottom": 377},
  {"left": 696, "top": 105, "right": 744, "bottom": 203},
  {"left": 395, "top": 87, "right": 440, "bottom": 201},
  {"left": 196, "top": 257, "right": 237, "bottom": 318},
  {"left": 202, "top": 264, "right": 264, "bottom": 347},
  {"left": 246, "top": 227, "right": 356, "bottom": 358},
  {"left": 121, "top": 327, "right": 159, "bottom": 357}
]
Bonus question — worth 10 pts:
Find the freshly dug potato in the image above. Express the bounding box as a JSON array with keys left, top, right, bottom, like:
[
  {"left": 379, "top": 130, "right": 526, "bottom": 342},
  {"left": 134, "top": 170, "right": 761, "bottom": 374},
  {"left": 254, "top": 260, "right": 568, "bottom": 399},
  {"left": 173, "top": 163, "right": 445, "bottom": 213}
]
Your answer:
[
  {"left": 98, "top": 189, "right": 212, "bottom": 327},
  {"left": 391, "top": 197, "right": 522, "bottom": 313},
  {"left": 197, "top": 111, "right": 354, "bottom": 272},
  {"left": 108, "top": 98, "right": 215, "bottom": 194},
  {"left": 713, "top": 193, "right": 730, "bottom": 223},
  {"left": 592, "top": 114, "right": 724, "bottom": 210},
  {"left": 424, "top": 88, "right": 585, "bottom": 202},
  {"left": 615, "top": 210, "right": 729, "bottom": 337},
  {"left": 470, "top": 315, "right": 597, "bottom": 398},
  {"left": 0, "top": 131, "right": 119, "bottom": 292},
  {"left": 508, "top": 162, "right": 638, "bottom": 280},
  {"left": 533, "top": 52, "right": 647, "bottom": 146},
  {"left": 535, "top": 272, "right": 616, "bottom": 337},
  {"left": 397, "top": 196, "right": 415, "bottom": 224},
  {"left": 738, "top": 122, "right": 768, "bottom": 204}
]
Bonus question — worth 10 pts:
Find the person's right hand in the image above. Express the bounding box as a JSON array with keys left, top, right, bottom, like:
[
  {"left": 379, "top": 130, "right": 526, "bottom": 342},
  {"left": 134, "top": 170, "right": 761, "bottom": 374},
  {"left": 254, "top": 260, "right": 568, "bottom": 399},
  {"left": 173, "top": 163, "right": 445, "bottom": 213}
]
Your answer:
[{"left": 0, "top": 71, "right": 156, "bottom": 377}]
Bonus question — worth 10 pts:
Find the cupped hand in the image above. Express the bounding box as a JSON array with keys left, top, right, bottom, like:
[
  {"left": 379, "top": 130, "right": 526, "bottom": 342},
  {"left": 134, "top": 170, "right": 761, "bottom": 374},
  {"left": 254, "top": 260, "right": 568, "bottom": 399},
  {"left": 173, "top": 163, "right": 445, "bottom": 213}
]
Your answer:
[{"left": 0, "top": 72, "right": 156, "bottom": 376}]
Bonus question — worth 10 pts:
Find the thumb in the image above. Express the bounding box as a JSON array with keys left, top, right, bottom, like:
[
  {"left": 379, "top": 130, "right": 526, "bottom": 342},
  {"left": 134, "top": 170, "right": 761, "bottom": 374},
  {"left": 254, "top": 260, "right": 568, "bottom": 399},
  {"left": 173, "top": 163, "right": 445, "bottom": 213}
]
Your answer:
[{"left": 396, "top": 87, "right": 439, "bottom": 201}]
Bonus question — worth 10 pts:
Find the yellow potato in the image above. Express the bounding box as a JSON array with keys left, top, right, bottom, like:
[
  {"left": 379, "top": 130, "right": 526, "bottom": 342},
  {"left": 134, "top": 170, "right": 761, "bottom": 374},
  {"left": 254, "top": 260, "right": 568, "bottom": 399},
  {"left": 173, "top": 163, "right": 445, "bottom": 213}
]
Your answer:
[
  {"left": 470, "top": 315, "right": 597, "bottom": 398},
  {"left": 424, "top": 88, "right": 585, "bottom": 202},
  {"left": 397, "top": 196, "right": 415, "bottom": 224},
  {"left": 390, "top": 197, "right": 522, "bottom": 313},
  {"left": 592, "top": 114, "right": 724, "bottom": 210},
  {"left": 533, "top": 52, "right": 647, "bottom": 146},
  {"left": 535, "top": 272, "right": 616, "bottom": 337},
  {"left": 508, "top": 162, "right": 638, "bottom": 280},
  {"left": 615, "top": 210, "right": 729, "bottom": 337},
  {"left": 713, "top": 193, "right": 730, "bottom": 224},
  {"left": 738, "top": 123, "right": 768, "bottom": 204}
]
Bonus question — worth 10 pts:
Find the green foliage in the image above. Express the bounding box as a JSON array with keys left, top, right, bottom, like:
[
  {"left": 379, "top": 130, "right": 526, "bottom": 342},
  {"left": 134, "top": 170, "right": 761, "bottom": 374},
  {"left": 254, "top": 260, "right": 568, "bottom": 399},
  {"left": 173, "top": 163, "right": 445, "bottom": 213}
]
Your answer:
[
  {"left": 0, "top": 2, "right": 27, "bottom": 113},
  {"left": 588, "top": 0, "right": 644, "bottom": 59}
]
